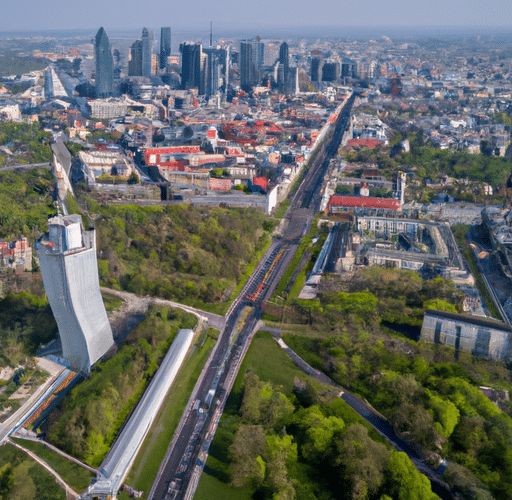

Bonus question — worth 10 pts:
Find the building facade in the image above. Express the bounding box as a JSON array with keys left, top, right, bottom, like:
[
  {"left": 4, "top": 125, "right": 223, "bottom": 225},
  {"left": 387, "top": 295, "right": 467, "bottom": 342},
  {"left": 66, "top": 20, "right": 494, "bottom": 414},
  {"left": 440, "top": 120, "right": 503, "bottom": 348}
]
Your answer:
[
  {"left": 37, "top": 215, "right": 114, "bottom": 373},
  {"left": 180, "top": 43, "right": 202, "bottom": 92},
  {"left": 240, "top": 40, "right": 261, "bottom": 89},
  {"left": 279, "top": 42, "right": 289, "bottom": 92},
  {"left": 160, "top": 27, "right": 171, "bottom": 71},
  {"left": 141, "top": 28, "right": 154, "bottom": 78},
  {"left": 128, "top": 39, "right": 143, "bottom": 76},
  {"left": 94, "top": 27, "right": 114, "bottom": 98}
]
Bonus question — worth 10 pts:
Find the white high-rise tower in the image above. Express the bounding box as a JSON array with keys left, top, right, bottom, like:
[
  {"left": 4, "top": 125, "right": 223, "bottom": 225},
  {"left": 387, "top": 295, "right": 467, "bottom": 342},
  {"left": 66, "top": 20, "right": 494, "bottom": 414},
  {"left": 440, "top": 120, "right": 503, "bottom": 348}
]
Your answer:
[{"left": 37, "top": 215, "right": 114, "bottom": 373}]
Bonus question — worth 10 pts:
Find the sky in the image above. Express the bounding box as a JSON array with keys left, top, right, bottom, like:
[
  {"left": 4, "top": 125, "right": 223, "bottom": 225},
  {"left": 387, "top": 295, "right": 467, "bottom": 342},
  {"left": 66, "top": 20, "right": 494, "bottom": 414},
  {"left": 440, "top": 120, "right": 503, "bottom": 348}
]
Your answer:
[{"left": 1, "top": 0, "right": 511, "bottom": 35}]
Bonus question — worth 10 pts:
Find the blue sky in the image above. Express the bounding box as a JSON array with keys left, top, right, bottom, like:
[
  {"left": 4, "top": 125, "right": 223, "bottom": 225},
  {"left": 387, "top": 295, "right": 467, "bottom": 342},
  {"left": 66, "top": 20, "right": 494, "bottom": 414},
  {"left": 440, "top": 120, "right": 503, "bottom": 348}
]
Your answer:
[{"left": 2, "top": 0, "right": 511, "bottom": 33}]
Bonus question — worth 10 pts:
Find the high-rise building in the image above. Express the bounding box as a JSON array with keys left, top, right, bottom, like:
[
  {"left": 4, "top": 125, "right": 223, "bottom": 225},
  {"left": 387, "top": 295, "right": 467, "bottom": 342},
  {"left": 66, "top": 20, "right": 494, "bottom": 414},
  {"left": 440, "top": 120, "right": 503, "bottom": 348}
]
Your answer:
[
  {"left": 279, "top": 42, "right": 289, "bottom": 92},
  {"left": 94, "top": 27, "right": 114, "bottom": 97},
  {"left": 239, "top": 38, "right": 264, "bottom": 90},
  {"left": 255, "top": 39, "right": 265, "bottom": 69},
  {"left": 128, "top": 39, "right": 143, "bottom": 76},
  {"left": 36, "top": 215, "right": 114, "bottom": 373},
  {"left": 204, "top": 46, "right": 229, "bottom": 97},
  {"left": 142, "top": 28, "right": 154, "bottom": 77},
  {"left": 341, "top": 61, "right": 356, "bottom": 79},
  {"left": 322, "top": 62, "right": 340, "bottom": 82},
  {"left": 160, "top": 27, "right": 171, "bottom": 71},
  {"left": 223, "top": 45, "right": 230, "bottom": 95},
  {"left": 311, "top": 57, "right": 324, "bottom": 82},
  {"left": 240, "top": 40, "right": 259, "bottom": 89},
  {"left": 180, "top": 43, "right": 202, "bottom": 91}
]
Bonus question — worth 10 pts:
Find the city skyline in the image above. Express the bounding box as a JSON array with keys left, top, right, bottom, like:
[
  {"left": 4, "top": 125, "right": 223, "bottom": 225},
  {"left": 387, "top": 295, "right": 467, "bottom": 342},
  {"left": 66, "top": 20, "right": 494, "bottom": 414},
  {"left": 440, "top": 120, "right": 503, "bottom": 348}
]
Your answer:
[{"left": 1, "top": 0, "right": 511, "bottom": 33}]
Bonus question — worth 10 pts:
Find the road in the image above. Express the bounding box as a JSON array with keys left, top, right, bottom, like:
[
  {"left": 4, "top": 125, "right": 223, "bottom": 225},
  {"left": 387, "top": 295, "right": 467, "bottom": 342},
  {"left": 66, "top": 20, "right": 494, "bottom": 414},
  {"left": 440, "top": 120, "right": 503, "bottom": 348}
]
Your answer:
[
  {"left": 148, "top": 241, "right": 283, "bottom": 500},
  {"left": 100, "top": 287, "right": 225, "bottom": 331},
  {"left": 0, "top": 162, "right": 51, "bottom": 171},
  {"left": 148, "top": 95, "right": 356, "bottom": 500}
]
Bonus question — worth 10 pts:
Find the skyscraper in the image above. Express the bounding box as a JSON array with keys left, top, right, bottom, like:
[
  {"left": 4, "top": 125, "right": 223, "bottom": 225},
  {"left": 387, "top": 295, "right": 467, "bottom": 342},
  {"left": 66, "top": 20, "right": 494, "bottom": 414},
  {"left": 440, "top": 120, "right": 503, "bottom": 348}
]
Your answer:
[
  {"left": 204, "top": 47, "right": 226, "bottom": 97},
  {"left": 142, "top": 28, "right": 154, "bottom": 77},
  {"left": 255, "top": 39, "right": 265, "bottom": 69},
  {"left": 94, "top": 27, "right": 114, "bottom": 97},
  {"left": 37, "top": 215, "right": 114, "bottom": 373},
  {"left": 239, "top": 39, "right": 264, "bottom": 90},
  {"left": 160, "top": 27, "right": 171, "bottom": 71},
  {"left": 180, "top": 43, "right": 202, "bottom": 91},
  {"left": 311, "top": 57, "right": 323, "bottom": 82},
  {"left": 279, "top": 42, "right": 289, "bottom": 92},
  {"left": 240, "top": 40, "right": 256, "bottom": 89},
  {"left": 128, "top": 39, "right": 143, "bottom": 76}
]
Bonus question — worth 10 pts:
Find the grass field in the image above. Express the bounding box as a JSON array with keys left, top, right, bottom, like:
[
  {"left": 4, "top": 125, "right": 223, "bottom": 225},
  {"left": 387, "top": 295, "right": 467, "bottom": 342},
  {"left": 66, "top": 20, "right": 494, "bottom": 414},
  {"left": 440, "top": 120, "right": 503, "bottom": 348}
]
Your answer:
[
  {"left": 10, "top": 438, "right": 94, "bottom": 494},
  {"left": 119, "top": 332, "right": 216, "bottom": 499}
]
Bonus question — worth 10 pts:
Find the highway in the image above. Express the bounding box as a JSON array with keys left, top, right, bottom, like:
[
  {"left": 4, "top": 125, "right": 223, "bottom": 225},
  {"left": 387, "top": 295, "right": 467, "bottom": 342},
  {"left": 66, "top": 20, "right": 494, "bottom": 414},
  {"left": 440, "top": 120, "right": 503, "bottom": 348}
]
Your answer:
[
  {"left": 148, "top": 94, "right": 356, "bottom": 500},
  {"left": 148, "top": 241, "right": 283, "bottom": 500}
]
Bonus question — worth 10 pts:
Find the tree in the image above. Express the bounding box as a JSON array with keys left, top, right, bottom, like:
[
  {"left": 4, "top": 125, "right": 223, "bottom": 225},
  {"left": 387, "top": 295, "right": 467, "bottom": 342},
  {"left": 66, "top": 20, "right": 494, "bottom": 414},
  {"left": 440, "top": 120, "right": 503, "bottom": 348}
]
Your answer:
[
  {"left": 426, "top": 390, "right": 460, "bottom": 438},
  {"left": 480, "top": 140, "right": 494, "bottom": 156},
  {"left": 127, "top": 172, "right": 139, "bottom": 185},
  {"left": 443, "top": 463, "right": 494, "bottom": 500},
  {"left": 0, "top": 463, "right": 13, "bottom": 499},
  {"left": 334, "top": 424, "right": 391, "bottom": 498},
  {"left": 265, "top": 435, "right": 296, "bottom": 497},
  {"left": 229, "top": 425, "right": 267, "bottom": 488},
  {"left": 297, "top": 405, "right": 345, "bottom": 461},
  {"left": 384, "top": 451, "right": 440, "bottom": 500},
  {"left": 240, "top": 372, "right": 294, "bottom": 429},
  {"left": 388, "top": 401, "right": 444, "bottom": 449}
]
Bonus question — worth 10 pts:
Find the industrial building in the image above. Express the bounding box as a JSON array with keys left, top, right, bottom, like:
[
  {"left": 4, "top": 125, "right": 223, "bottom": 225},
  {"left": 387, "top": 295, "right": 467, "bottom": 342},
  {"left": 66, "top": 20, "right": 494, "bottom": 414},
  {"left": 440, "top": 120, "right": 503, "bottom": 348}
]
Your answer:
[
  {"left": 421, "top": 310, "right": 512, "bottom": 361},
  {"left": 36, "top": 215, "right": 114, "bottom": 373}
]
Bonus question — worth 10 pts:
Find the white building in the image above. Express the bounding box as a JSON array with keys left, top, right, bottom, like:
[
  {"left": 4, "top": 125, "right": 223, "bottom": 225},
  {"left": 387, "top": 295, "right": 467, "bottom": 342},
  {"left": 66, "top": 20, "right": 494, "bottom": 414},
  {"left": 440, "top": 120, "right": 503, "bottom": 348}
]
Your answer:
[{"left": 36, "top": 215, "right": 114, "bottom": 373}]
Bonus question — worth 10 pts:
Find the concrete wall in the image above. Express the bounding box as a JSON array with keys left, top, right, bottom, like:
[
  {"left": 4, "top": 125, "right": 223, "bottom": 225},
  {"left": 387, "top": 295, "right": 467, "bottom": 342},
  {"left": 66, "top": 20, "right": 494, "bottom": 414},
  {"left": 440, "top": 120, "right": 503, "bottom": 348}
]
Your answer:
[{"left": 421, "top": 310, "right": 512, "bottom": 361}]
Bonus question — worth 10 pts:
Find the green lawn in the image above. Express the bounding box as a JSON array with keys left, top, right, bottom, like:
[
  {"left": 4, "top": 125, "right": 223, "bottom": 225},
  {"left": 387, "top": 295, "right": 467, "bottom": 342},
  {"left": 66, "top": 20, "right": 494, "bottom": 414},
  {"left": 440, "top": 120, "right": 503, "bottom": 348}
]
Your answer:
[
  {"left": 0, "top": 443, "right": 65, "bottom": 500},
  {"left": 234, "top": 331, "right": 302, "bottom": 393},
  {"left": 10, "top": 438, "right": 93, "bottom": 493},
  {"left": 120, "top": 333, "right": 216, "bottom": 499}
]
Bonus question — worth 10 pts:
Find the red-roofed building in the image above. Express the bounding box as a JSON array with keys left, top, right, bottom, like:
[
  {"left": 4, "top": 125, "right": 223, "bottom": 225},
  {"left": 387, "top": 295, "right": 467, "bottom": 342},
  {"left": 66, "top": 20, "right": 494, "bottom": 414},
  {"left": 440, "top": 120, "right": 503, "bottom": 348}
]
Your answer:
[
  {"left": 327, "top": 195, "right": 401, "bottom": 214},
  {"left": 0, "top": 237, "right": 32, "bottom": 271},
  {"left": 252, "top": 177, "right": 268, "bottom": 190},
  {"left": 346, "top": 139, "right": 382, "bottom": 149}
]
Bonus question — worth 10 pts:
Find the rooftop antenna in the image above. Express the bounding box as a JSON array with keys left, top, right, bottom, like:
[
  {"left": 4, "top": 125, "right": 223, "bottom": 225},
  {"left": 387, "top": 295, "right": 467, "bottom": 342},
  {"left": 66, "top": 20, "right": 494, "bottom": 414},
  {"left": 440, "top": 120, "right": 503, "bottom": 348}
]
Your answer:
[{"left": 210, "top": 22, "right": 212, "bottom": 47}]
